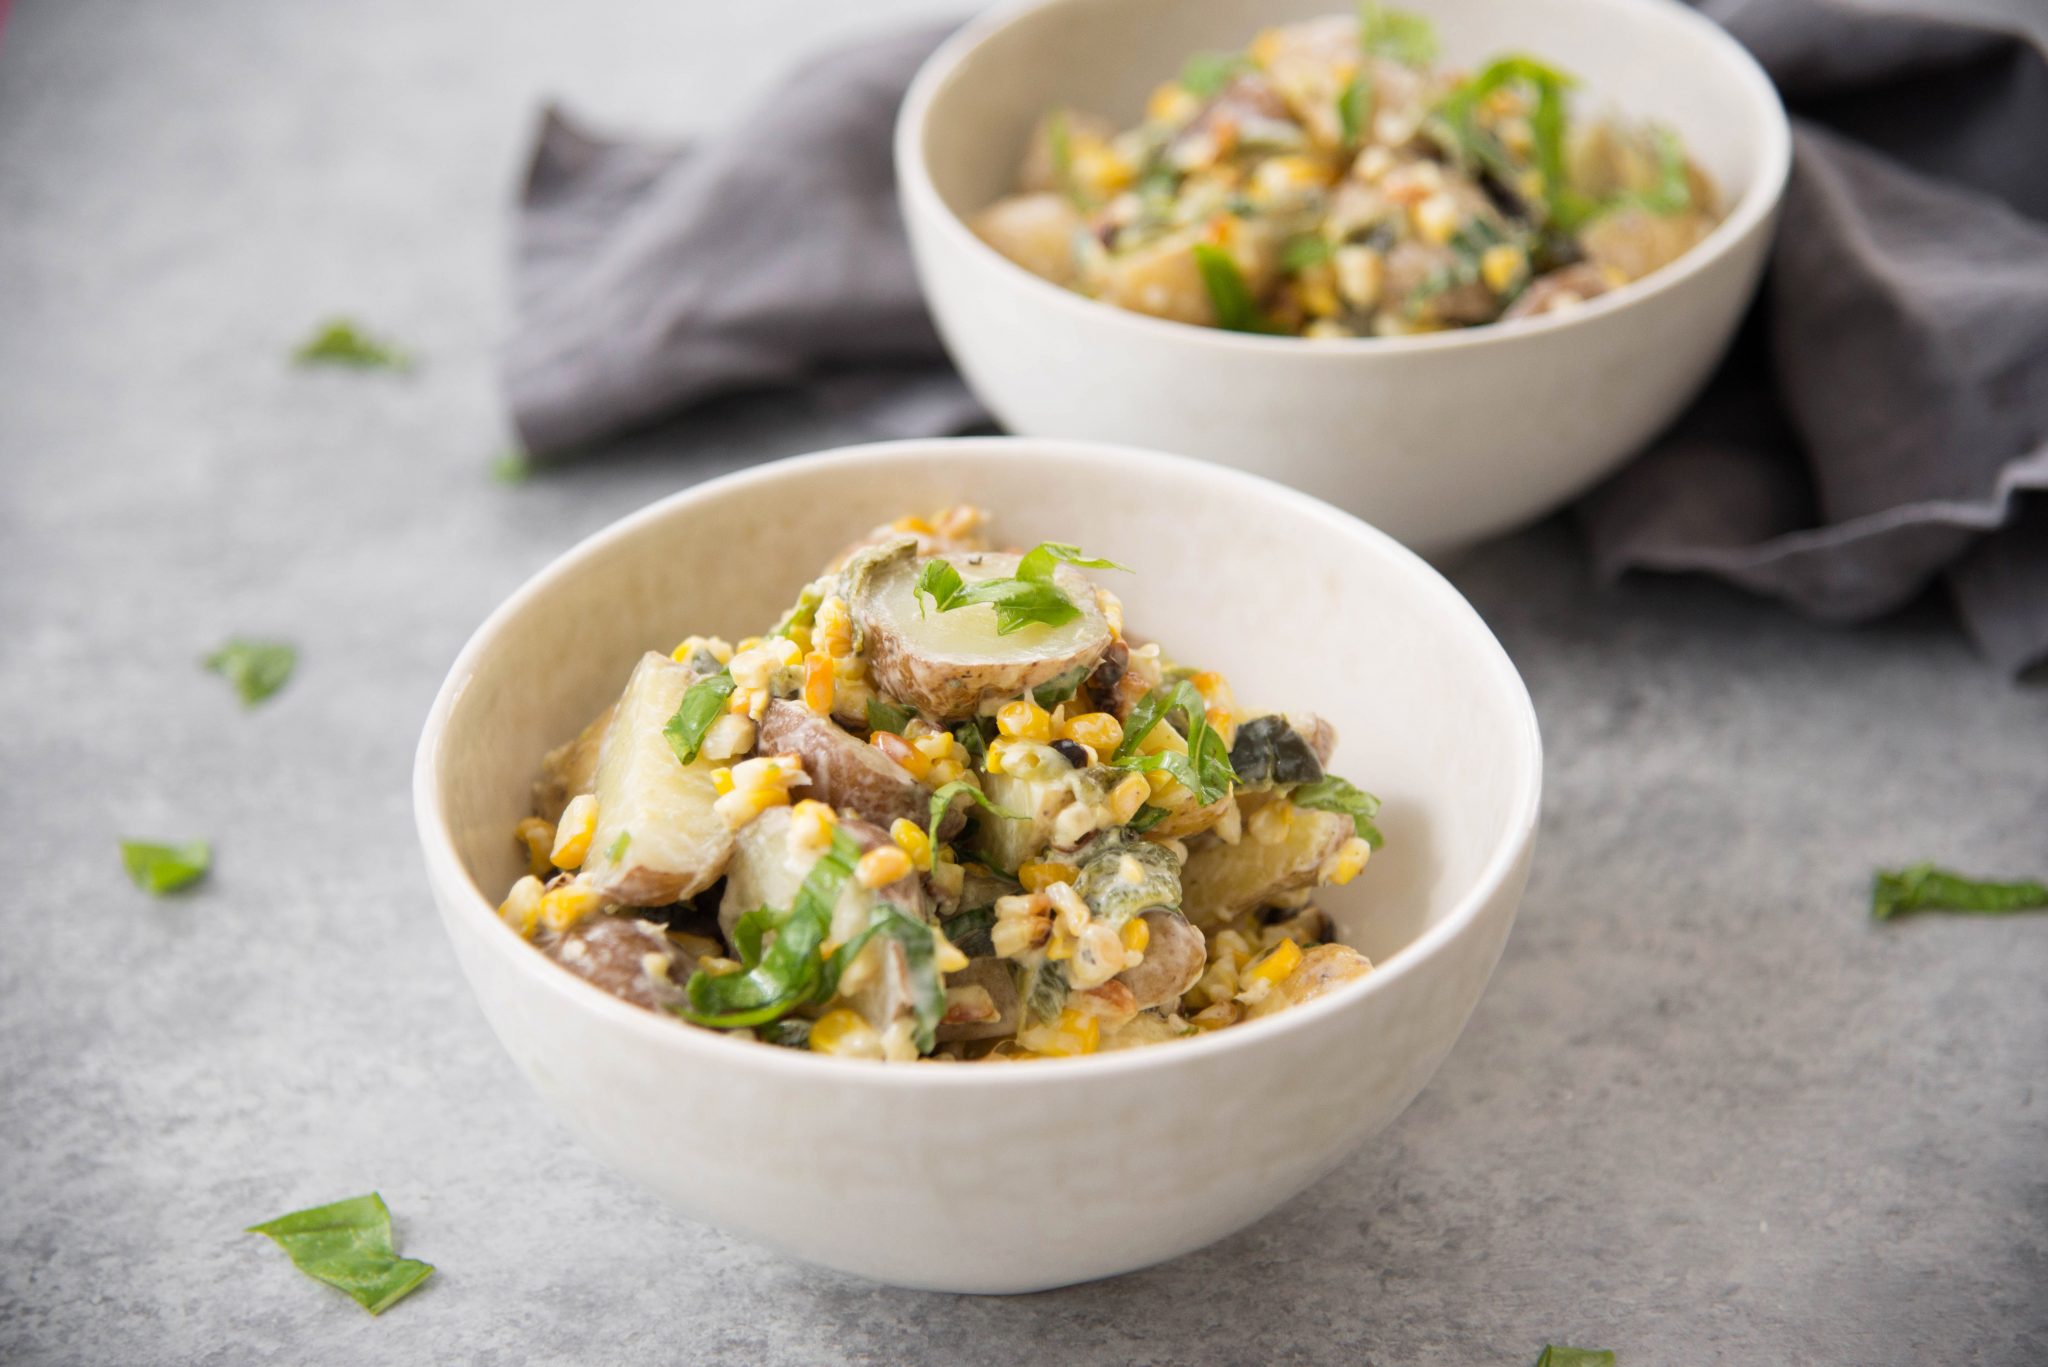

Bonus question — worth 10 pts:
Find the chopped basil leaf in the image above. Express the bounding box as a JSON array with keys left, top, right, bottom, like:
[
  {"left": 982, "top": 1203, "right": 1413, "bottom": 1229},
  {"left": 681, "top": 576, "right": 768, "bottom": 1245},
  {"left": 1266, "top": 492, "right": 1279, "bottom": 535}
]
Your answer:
[
  {"left": 941, "top": 905, "right": 997, "bottom": 958},
  {"left": 1358, "top": 2, "right": 1438, "bottom": 67},
  {"left": 246, "top": 1193, "right": 433, "bottom": 1316},
  {"left": 1534, "top": 1349, "right": 1614, "bottom": 1367},
  {"left": 1023, "top": 958, "right": 1068, "bottom": 1023},
  {"left": 1436, "top": 56, "right": 1588, "bottom": 229},
  {"left": 1612, "top": 125, "right": 1692, "bottom": 216},
  {"left": 678, "top": 827, "right": 860, "bottom": 1028},
  {"left": 770, "top": 581, "right": 825, "bottom": 640},
  {"left": 662, "top": 671, "right": 736, "bottom": 765},
  {"left": 1871, "top": 864, "right": 2048, "bottom": 921},
  {"left": 917, "top": 542, "right": 1126, "bottom": 636},
  {"left": 293, "top": 319, "right": 413, "bottom": 371},
  {"left": 1110, "top": 679, "right": 1236, "bottom": 806},
  {"left": 762, "top": 1018, "right": 812, "bottom": 1049},
  {"left": 1291, "top": 774, "right": 1383, "bottom": 848},
  {"left": 1283, "top": 234, "right": 1334, "bottom": 272},
  {"left": 121, "top": 839, "right": 211, "bottom": 895},
  {"left": 488, "top": 451, "right": 532, "bottom": 484},
  {"left": 204, "top": 638, "right": 296, "bottom": 706},
  {"left": 1014, "top": 541, "right": 1131, "bottom": 584},
  {"left": 1126, "top": 804, "right": 1171, "bottom": 834},
  {"left": 866, "top": 696, "right": 917, "bottom": 735},
  {"left": 604, "top": 831, "right": 631, "bottom": 862},
  {"left": 1046, "top": 110, "right": 1075, "bottom": 202},
  {"left": 1180, "top": 52, "right": 1248, "bottom": 98},
  {"left": 928, "top": 780, "right": 1023, "bottom": 861},
  {"left": 952, "top": 720, "right": 990, "bottom": 769},
  {"left": 1338, "top": 71, "right": 1372, "bottom": 146},
  {"left": 1032, "top": 663, "right": 1092, "bottom": 709},
  {"left": 1192, "top": 243, "right": 1270, "bottom": 334}
]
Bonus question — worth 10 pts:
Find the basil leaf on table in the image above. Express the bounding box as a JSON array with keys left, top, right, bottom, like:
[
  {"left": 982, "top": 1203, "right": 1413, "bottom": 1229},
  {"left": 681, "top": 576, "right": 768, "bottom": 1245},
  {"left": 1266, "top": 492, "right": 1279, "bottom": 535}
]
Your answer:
[
  {"left": 120, "top": 839, "right": 211, "bottom": 895},
  {"left": 1533, "top": 1349, "right": 1614, "bottom": 1367},
  {"left": 1871, "top": 864, "right": 2048, "bottom": 921},
  {"left": 205, "top": 638, "right": 296, "bottom": 706},
  {"left": 246, "top": 1193, "right": 433, "bottom": 1316},
  {"left": 662, "top": 671, "right": 735, "bottom": 765},
  {"left": 292, "top": 319, "right": 414, "bottom": 371}
]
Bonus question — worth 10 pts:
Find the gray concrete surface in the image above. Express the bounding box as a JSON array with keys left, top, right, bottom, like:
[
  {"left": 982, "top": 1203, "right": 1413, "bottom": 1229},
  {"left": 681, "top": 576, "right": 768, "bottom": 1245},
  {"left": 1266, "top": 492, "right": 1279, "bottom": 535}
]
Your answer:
[{"left": 2, "top": 2, "right": 2043, "bottom": 1363}]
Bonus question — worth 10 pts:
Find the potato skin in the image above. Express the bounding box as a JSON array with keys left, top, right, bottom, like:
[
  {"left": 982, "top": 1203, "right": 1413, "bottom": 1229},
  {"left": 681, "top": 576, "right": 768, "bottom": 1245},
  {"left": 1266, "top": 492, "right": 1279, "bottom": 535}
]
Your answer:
[
  {"left": 1114, "top": 908, "right": 1207, "bottom": 1011},
  {"left": 1244, "top": 942, "right": 1373, "bottom": 1019},
  {"left": 544, "top": 914, "right": 696, "bottom": 1014},
  {"left": 533, "top": 702, "right": 614, "bottom": 824},
  {"left": 759, "top": 701, "right": 926, "bottom": 829}
]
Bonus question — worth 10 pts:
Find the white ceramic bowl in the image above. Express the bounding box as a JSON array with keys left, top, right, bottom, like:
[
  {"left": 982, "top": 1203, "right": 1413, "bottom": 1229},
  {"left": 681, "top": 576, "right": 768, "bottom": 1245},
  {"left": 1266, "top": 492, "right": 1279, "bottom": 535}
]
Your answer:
[
  {"left": 897, "top": 0, "right": 1790, "bottom": 554},
  {"left": 414, "top": 438, "right": 1541, "bottom": 1292}
]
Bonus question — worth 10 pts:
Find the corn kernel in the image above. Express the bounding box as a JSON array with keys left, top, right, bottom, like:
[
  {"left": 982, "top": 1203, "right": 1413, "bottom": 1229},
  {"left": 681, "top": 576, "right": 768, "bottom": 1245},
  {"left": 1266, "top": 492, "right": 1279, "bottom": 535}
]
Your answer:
[
  {"left": 780, "top": 624, "right": 813, "bottom": 656},
  {"left": 514, "top": 817, "right": 555, "bottom": 878},
  {"left": 891, "top": 514, "right": 935, "bottom": 534},
  {"left": 933, "top": 504, "right": 985, "bottom": 539},
  {"left": 670, "top": 634, "right": 734, "bottom": 665},
  {"left": 790, "top": 798, "right": 837, "bottom": 852},
  {"left": 1121, "top": 917, "right": 1151, "bottom": 954},
  {"left": 735, "top": 636, "right": 763, "bottom": 654},
  {"left": 698, "top": 955, "right": 744, "bottom": 977},
  {"left": 540, "top": 881, "right": 602, "bottom": 934},
  {"left": 928, "top": 757, "right": 966, "bottom": 786},
  {"left": 1324, "top": 835, "right": 1372, "bottom": 885},
  {"left": 713, "top": 785, "right": 788, "bottom": 829},
  {"left": 869, "top": 729, "right": 932, "bottom": 779},
  {"left": 1108, "top": 773, "right": 1151, "bottom": 825},
  {"left": 1096, "top": 588, "right": 1124, "bottom": 639},
  {"left": 1334, "top": 245, "right": 1385, "bottom": 310},
  {"left": 1481, "top": 243, "right": 1527, "bottom": 295},
  {"left": 1146, "top": 82, "right": 1199, "bottom": 125},
  {"left": 809, "top": 1007, "right": 884, "bottom": 1059},
  {"left": 497, "top": 874, "right": 544, "bottom": 938},
  {"left": 1027, "top": 1007, "right": 1100, "bottom": 1057},
  {"left": 855, "top": 845, "right": 913, "bottom": 889},
  {"left": 550, "top": 794, "right": 598, "bottom": 869},
  {"left": 711, "top": 767, "right": 735, "bottom": 795},
  {"left": 802, "top": 652, "right": 834, "bottom": 715},
  {"left": 1045, "top": 926, "right": 1076, "bottom": 962},
  {"left": 889, "top": 818, "right": 933, "bottom": 870},
  {"left": 815, "top": 596, "right": 853, "bottom": 657},
  {"left": 1190, "top": 1000, "right": 1243, "bottom": 1032},
  {"left": 1246, "top": 937, "right": 1303, "bottom": 988},
  {"left": 1018, "top": 860, "right": 1078, "bottom": 893},
  {"left": 1060, "top": 711, "right": 1124, "bottom": 755},
  {"left": 698, "top": 713, "right": 756, "bottom": 763},
  {"left": 996, "top": 699, "right": 1053, "bottom": 743},
  {"left": 1071, "top": 145, "right": 1135, "bottom": 199},
  {"left": 1249, "top": 800, "right": 1293, "bottom": 845},
  {"left": 911, "top": 732, "right": 955, "bottom": 763},
  {"left": 932, "top": 925, "right": 969, "bottom": 974}
]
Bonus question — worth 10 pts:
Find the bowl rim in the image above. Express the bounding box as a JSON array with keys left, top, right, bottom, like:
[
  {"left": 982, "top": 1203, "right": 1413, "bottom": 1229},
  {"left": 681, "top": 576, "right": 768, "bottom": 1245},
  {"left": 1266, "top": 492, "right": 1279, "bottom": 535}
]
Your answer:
[
  {"left": 895, "top": 0, "right": 1792, "bottom": 357},
  {"left": 413, "top": 436, "right": 1543, "bottom": 1087}
]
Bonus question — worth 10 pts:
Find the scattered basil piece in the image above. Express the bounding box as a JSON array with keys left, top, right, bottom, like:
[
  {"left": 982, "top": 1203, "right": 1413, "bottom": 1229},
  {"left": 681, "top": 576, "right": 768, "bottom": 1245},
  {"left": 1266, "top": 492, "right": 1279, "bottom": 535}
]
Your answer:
[
  {"left": 1291, "top": 774, "right": 1384, "bottom": 848},
  {"left": 205, "top": 638, "right": 296, "bottom": 707},
  {"left": 604, "top": 831, "right": 631, "bottom": 862},
  {"left": 1110, "top": 679, "right": 1236, "bottom": 806},
  {"left": 1180, "top": 52, "right": 1248, "bottom": 98},
  {"left": 762, "top": 1018, "right": 812, "bottom": 1049},
  {"left": 1534, "top": 1349, "right": 1614, "bottom": 1367},
  {"left": 678, "top": 827, "right": 860, "bottom": 1028},
  {"left": 1126, "top": 805, "right": 1171, "bottom": 834},
  {"left": 121, "top": 839, "right": 211, "bottom": 895},
  {"left": 1283, "top": 235, "right": 1334, "bottom": 272},
  {"left": 1015, "top": 542, "right": 1131, "bottom": 583},
  {"left": 1338, "top": 71, "right": 1372, "bottom": 146},
  {"left": 952, "top": 721, "right": 990, "bottom": 769},
  {"left": 941, "top": 905, "right": 998, "bottom": 959},
  {"left": 663, "top": 671, "right": 736, "bottom": 765},
  {"left": 916, "top": 542, "right": 1127, "bottom": 636},
  {"left": 866, "top": 906, "right": 947, "bottom": 1051},
  {"left": 293, "top": 319, "right": 413, "bottom": 371},
  {"left": 1192, "top": 243, "right": 1270, "bottom": 334},
  {"left": 1032, "top": 663, "right": 1092, "bottom": 709},
  {"left": 770, "top": 582, "right": 825, "bottom": 640},
  {"left": 1358, "top": 1, "right": 1438, "bottom": 66},
  {"left": 928, "top": 780, "right": 1024, "bottom": 862},
  {"left": 1023, "top": 958, "right": 1069, "bottom": 1023},
  {"left": 1436, "top": 56, "right": 1589, "bottom": 230},
  {"left": 866, "top": 697, "right": 917, "bottom": 735},
  {"left": 1871, "top": 864, "right": 2048, "bottom": 922},
  {"left": 488, "top": 451, "right": 532, "bottom": 485},
  {"left": 246, "top": 1193, "right": 433, "bottom": 1316}
]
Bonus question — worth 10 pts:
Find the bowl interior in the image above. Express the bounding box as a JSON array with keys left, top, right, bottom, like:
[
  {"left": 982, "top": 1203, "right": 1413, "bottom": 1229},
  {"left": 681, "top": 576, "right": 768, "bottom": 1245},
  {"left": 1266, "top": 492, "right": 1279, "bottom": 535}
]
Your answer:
[
  {"left": 916, "top": 0, "right": 1780, "bottom": 253},
  {"left": 430, "top": 441, "right": 1537, "bottom": 979}
]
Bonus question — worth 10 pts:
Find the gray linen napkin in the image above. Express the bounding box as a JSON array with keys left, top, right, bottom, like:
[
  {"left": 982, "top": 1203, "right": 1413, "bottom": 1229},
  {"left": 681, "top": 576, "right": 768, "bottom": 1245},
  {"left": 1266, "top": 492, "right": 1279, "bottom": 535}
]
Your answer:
[{"left": 501, "top": 4, "right": 2048, "bottom": 675}]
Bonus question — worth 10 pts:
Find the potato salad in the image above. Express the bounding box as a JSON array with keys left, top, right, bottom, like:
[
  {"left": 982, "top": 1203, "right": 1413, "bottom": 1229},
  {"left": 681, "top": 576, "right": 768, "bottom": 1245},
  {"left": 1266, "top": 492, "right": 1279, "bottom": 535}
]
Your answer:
[
  {"left": 972, "top": 6, "right": 1720, "bottom": 338},
  {"left": 500, "top": 509, "right": 1383, "bottom": 1062}
]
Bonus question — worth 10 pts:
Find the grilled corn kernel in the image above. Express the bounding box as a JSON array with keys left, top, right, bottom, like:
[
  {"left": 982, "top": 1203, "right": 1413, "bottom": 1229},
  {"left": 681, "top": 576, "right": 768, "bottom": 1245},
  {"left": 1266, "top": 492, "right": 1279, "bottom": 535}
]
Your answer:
[
  {"left": 1108, "top": 773, "right": 1151, "bottom": 825},
  {"left": 514, "top": 817, "right": 555, "bottom": 878},
  {"left": 996, "top": 699, "right": 1053, "bottom": 742},
  {"left": 1354, "top": 144, "right": 1396, "bottom": 183},
  {"left": 790, "top": 799, "right": 837, "bottom": 852},
  {"left": 1068, "top": 921, "right": 1129, "bottom": 988},
  {"left": 540, "top": 881, "right": 602, "bottom": 934},
  {"left": 498, "top": 875, "right": 544, "bottom": 938},
  {"left": 1045, "top": 926, "right": 1076, "bottom": 962},
  {"left": 1190, "top": 1000, "right": 1244, "bottom": 1031},
  {"left": 1060, "top": 711, "right": 1124, "bottom": 755},
  {"left": 911, "top": 732, "right": 955, "bottom": 763},
  {"left": 889, "top": 818, "right": 932, "bottom": 870},
  {"left": 1121, "top": 917, "right": 1151, "bottom": 954},
  {"left": 809, "top": 1008, "right": 884, "bottom": 1059},
  {"left": 713, "top": 785, "right": 789, "bottom": 829},
  {"left": 855, "top": 846, "right": 913, "bottom": 889},
  {"left": 550, "top": 794, "right": 599, "bottom": 869},
  {"left": 991, "top": 909, "right": 1050, "bottom": 957},
  {"left": 933, "top": 504, "right": 985, "bottom": 539},
  {"left": 802, "top": 652, "right": 834, "bottom": 715},
  {"left": 1146, "top": 81, "right": 1199, "bottom": 125},
  {"left": 988, "top": 737, "right": 1058, "bottom": 780},
  {"left": 932, "top": 926, "right": 970, "bottom": 974},
  {"left": 1333, "top": 245, "right": 1384, "bottom": 310},
  {"left": 711, "top": 767, "right": 735, "bottom": 795},
  {"left": 892, "top": 514, "right": 936, "bottom": 534},
  {"left": 1071, "top": 145, "right": 1135, "bottom": 199},
  {"left": 930, "top": 852, "right": 966, "bottom": 900},
  {"left": 814, "top": 595, "right": 853, "bottom": 657},
  {"left": 1249, "top": 800, "right": 1293, "bottom": 845},
  {"left": 697, "top": 955, "right": 743, "bottom": 977},
  {"left": 1246, "top": 937, "right": 1303, "bottom": 988},
  {"left": 1029, "top": 1008, "right": 1101, "bottom": 1057},
  {"left": 1018, "top": 860, "right": 1079, "bottom": 893},
  {"left": 670, "top": 634, "right": 734, "bottom": 665},
  {"left": 699, "top": 713, "right": 756, "bottom": 764},
  {"left": 870, "top": 729, "right": 932, "bottom": 780},
  {"left": 1096, "top": 588, "right": 1125, "bottom": 639},
  {"left": 1045, "top": 880, "right": 1092, "bottom": 937},
  {"left": 1481, "top": 243, "right": 1527, "bottom": 295},
  {"left": 928, "top": 757, "right": 966, "bottom": 786},
  {"left": 1295, "top": 267, "right": 1342, "bottom": 319},
  {"left": 1325, "top": 835, "right": 1373, "bottom": 885}
]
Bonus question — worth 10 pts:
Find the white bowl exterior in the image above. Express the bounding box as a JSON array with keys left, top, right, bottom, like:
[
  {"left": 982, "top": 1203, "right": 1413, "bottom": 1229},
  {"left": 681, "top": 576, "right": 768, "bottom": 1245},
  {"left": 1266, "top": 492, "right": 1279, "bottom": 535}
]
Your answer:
[
  {"left": 416, "top": 440, "right": 1540, "bottom": 1292},
  {"left": 898, "top": 0, "right": 1790, "bottom": 553}
]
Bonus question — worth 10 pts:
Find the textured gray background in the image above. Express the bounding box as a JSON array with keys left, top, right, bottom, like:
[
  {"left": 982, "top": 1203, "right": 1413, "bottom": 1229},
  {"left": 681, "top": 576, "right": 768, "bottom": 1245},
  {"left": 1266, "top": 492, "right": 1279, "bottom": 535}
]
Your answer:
[{"left": 2, "top": 2, "right": 2044, "bottom": 1364}]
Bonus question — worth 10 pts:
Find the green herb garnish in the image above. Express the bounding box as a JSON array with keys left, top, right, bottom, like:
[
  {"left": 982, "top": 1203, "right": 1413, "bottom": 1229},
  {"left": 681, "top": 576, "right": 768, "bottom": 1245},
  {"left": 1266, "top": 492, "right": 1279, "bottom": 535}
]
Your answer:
[
  {"left": 205, "top": 638, "right": 296, "bottom": 707},
  {"left": 1046, "top": 110, "right": 1080, "bottom": 206},
  {"left": 1126, "top": 805, "right": 1171, "bottom": 834},
  {"left": 121, "top": 839, "right": 211, "bottom": 895},
  {"left": 246, "top": 1193, "right": 433, "bottom": 1316},
  {"left": 952, "top": 720, "right": 990, "bottom": 769},
  {"left": 604, "top": 831, "right": 631, "bottom": 862},
  {"left": 1359, "top": 2, "right": 1438, "bottom": 67},
  {"left": 1534, "top": 1350, "right": 1614, "bottom": 1367},
  {"left": 1282, "top": 235, "right": 1334, "bottom": 272},
  {"left": 928, "top": 780, "right": 1023, "bottom": 863},
  {"left": 1436, "top": 56, "right": 1591, "bottom": 230},
  {"left": 1338, "top": 70, "right": 1372, "bottom": 146},
  {"left": 663, "top": 671, "right": 736, "bottom": 765},
  {"left": 1871, "top": 864, "right": 2048, "bottom": 922},
  {"left": 866, "top": 697, "right": 917, "bottom": 735},
  {"left": 770, "top": 581, "right": 825, "bottom": 640},
  {"left": 822, "top": 905, "right": 947, "bottom": 1051},
  {"left": 1032, "top": 663, "right": 1092, "bottom": 709},
  {"left": 488, "top": 451, "right": 532, "bottom": 485},
  {"left": 679, "top": 827, "right": 861, "bottom": 1028},
  {"left": 1613, "top": 126, "right": 1692, "bottom": 216},
  {"left": 1291, "top": 774, "right": 1384, "bottom": 848},
  {"left": 940, "top": 905, "right": 998, "bottom": 958},
  {"left": 1191, "top": 243, "right": 1271, "bottom": 334},
  {"left": 1110, "top": 679, "right": 1237, "bottom": 806},
  {"left": 1180, "top": 52, "right": 1249, "bottom": 98},
  {"left": 293, "top": 319, "right": 413, "bottom": 371},
  {"left": 915, "top": 542, "right": 1129, "bottom": 636}
]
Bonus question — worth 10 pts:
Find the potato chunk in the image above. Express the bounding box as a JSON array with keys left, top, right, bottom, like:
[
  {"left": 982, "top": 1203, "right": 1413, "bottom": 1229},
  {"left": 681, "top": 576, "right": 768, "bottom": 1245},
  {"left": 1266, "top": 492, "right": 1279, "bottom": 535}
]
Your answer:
[
  {"left": 1244, "top": 942, "right": 1373, "bottom": 1019},
  {"left": 758, "top": 700, "right": 927, "bottom": 830},
  {"left": 1180, "top": 804, "right": 1352, "bottom": 926}
]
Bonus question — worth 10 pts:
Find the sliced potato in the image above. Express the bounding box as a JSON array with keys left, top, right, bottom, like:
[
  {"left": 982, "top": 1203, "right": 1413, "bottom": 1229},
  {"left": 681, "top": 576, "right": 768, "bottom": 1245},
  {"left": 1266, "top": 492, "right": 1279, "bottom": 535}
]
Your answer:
[
  {"left": 582, "top": 652, "right": 734, "bottom": 906},
  {"left": 1244, "top": 942, "right": 1372, "bottom": 1019},
  {"left": 1114, "top": 908, "right": 1207, "bottom": 1011},
  {"left": 1180, "top": 804, "right": 1352, "bottom": 926},
  {"left": 758, "top": 700, "right": 925, "bottom": 830},
  {"left": 533, "top": 702, "right": 614, "bottom": 824},
  {"left": 844, "top": 538, "right": 1112, "bottom": 723},
  {"left": 718, "top": 809, "right": 924, "bottom": 944},
  {"left": 544, "top": 913, "right": 694, "bottom": 1013},
  {"left": 973, "top": 768, "right": 1068, "bottom": 874},
  {"left": 972, "top": 193, "right": 1084, "bottom": 287},
  {"left": 936, "top": 957, "right": 1021, "bottom": 1043}
]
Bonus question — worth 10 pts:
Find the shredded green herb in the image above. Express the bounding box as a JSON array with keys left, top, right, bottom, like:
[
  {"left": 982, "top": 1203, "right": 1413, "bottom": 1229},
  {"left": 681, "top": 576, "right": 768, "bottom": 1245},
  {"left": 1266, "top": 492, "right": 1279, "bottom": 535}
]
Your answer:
[
  {"left": 953, "top": 720, "right": 990, "bottom": 770},
  {"left": 488, "top": 451, "right": 532, "bottom": 485},
  {"left": 1180, "top": 52, "right": 1249, "bottom": 97},
  {"left": 770, "top": 582, "right": 825, "bottom": 641},
  {"left": 916, "top": 542, "right": 1128, "bottom": 635},
  {"left": 822, "top": 904, "right": 947, "bottom": 1051},
  {"left": 246, "top": 1193, "right": 433, "bottom": 1316},
  {"left": 1291, "top": 774, "right": 1384, "bottom": 848},
  {"left": 293, "top": 319, "right": 413, "bottom": 371},
  {"left": 1359, "top": 2, "right": 1438, "bottom": 67},
  {"left": 1032, "top": 663, "right": 1092, "bottom": 709},
  {"left": 1338, "top": 71, "right": 1372, "bottom": 147},
  {"left": 1126, "top": 805, "right": 1171, "bottom": 834},
  {"left": 663, "top": 671, "right": 736, "bottom": 765},
  {"left": 1282, "top": 235, "right": 1334, "bottom": 272},
  {"left": 1110, "top": 679, "right": 1237, "bottom": 806},
  {"left": 1435, "top": 56, "right": 1590, "bottom": 230},
  {"left": 928, "top": 780, "right": 1023, "bottom": 862},
  {"left": 678, "top": 827, "right": 861, "bottom": 1028},
  {"left": 1534, "top": 1349, "right": 1614, "bottom": 1367},
  {"left": 121, "top": 839, "right": 211, "bottom": 895},
  {"left": 1871, "top": 864, "right": 2048, "bottom": 922},
  {"left": 940, "top": 905, "right": 998, "bottom": 958},
  {"left": 205, "top": 638, "right": 296, "bottom": 707},
  {"left": 1191, "top": 243, "right": 1271, "bottom": 334},
  {"left": 866, "top": 696, "right": 917, "bottom": 735}
]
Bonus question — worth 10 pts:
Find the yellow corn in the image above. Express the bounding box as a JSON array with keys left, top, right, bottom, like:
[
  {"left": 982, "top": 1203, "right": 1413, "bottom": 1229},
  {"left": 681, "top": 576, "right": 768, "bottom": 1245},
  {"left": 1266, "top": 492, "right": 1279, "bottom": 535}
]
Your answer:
[
  {"left": 809, "top": 1008, "right": 883, "bottom": 1058},
  {"left": 1121, "top": 917, "right": 1151, "bottom": 954},
  {"left": 870, "top": 729, "right": 932, "bottom": 780},
  {"left": 1108, "top": 773, "right": 1151, "bottom": 825},
  {"left": 539, "top": 881, "right": 602, "bottom": 934},
  {"left": 911, "top": 732, "right": 955, "bottom": 763},
  {"left": 514, "top": 817, "right": 555, "bottom": 878},
  {"left": 550, "top": 794, "right": 598, "bottom": 869},
  {"left": 497, "top": 874, "right": 544, "bottom": 939},
  {"left": 1031, "top": 1008, "right": 1101, "bottom": 1057},
  {"left": 1326, "top": 835, "right": 1372, "bottom": 885},
  {"left": 1246, "top": 937, "right": 1303, "bottom": 988},
  {"left": 1190, "top": 1000, "right": 1243, "bottom": 1032},
  {"left": 932, "top": 925, "right": 969, "bottom": 974},
  {"left": 1070, "top": 145, "right": 1134, "bottom": 199},
  {"left": 790, "top": 799, "right": 837, "bottom": 851},
  {"left": 711, "top": 767, "right": 735, "bottom": 796},
  {"left": 815, "top": 595, "right": 853, "bottom": 657},
  {"left": 891, "top": 514, "right": 935, "bottom": 534},
  {"left": 670, "top": 634, "right": 734, "bottom": 665},
  {"left": 1018, "top": 860, "right": 1079, "bottom": 893},
  {"left": 1060, "top": 711, "right": 1124, "bottom": 755},
  {"left": 889, "top": 818, "right": 932, "bottom": 870},
  {"left": 855, "top": 845, "right": 913, "bottom": 889},
  {"left": 1248, "top": 27, "right": 1282, "bottom": 67},
  {"left": 802, "top": 652, "right": 834, "bottom": 715},
  {"left": 713, "top": 785, "right": 788, "bottom": 829},
  {"left": 1146, "top": 82, "right": 1199, "bottom": 125},
  {"left": 1045, "top": 926, "right": 1076, "bottom": 962},
  {"left": 933, "top": 504, "right": 984, "bottom": 539},
  {"left": 1097, "top": 588, "right": 1124, "bottom": 639},
  {"left": 697, "top": 956, "right": 744, "bottom": 977},
  {"left": 735, "top": 636, "right": 763, "bottom": 654},
  {"left": 996, "top": 699, "right": 1052, "bottom": 743},
  {"left": 1481, "top": 243, "right": 1527, "bottom": 295},
  {"left": 928, "top": 757, "right": 966, "bottom": 786}
]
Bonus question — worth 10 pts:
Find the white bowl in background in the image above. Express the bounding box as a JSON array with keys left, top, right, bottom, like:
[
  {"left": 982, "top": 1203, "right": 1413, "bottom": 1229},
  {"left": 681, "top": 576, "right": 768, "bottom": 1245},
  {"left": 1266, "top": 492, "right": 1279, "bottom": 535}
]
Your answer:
[
  {"left": 896, "top": 0, "right": 1790, "bottom": 554},
  {"left": 414, "top": 438, "right": 1541, "bottom": 1292}
]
